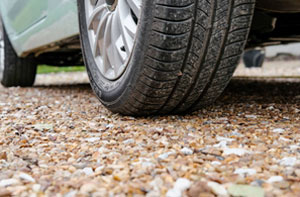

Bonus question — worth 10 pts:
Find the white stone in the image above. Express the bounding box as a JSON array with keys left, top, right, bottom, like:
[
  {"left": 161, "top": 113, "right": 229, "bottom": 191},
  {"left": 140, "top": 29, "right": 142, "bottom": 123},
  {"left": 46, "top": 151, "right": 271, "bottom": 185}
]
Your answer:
[
  {"left": 216, "top": 136, "right": 235, "bottom": 142},
  {"left": 174, "top": 178, "right": 192, "bottom": 192},
  {"left": 158, "top": 151, "right": 175, "bottom": 160},
  {"left": 86, "top": 137, "right": 100, "bottom": 143},
  {"left": 223, "top": 148, "right": 250, "bottom": 156},
  {"left": 245, "top": 115, "right": 257, "bottom": 119},
  {"left": 0, "top": 179, "right": 19, "bottom": 187},
  {"left": 166, "top": 188, "right": 181, "bottom": 197},
  {"left": 180, "top": 147, "right": 193, "bottom": 155},
  {"left": 95, "top": 166, "right": 104, "bottom": 173},
  {"left": 123, "top": 139, "right": 134, "bottom": 145},
  {"left": 166, "top": 178, "right": 191, "bottom": 197},
  {"left": 214, "top": 141, "right": 228, "bottom": 148},
  {"left": 279, "top": 157, "right": 297, "bottom": 166},
  {"left": 234, "top": 168, "right": 257, "bottom": 176},
  {"left": 32, "top": 184, "right": 41, "bottom": 192},
  {"left": 211, "top": 161, "right": 221, "bottom": 166},
  {"left": 267, "top": 176, "right": 284, "bottom": 183},
  {"left": 272, "top": 128, "right": 285, "bottom": 133},
  {"left": 19, "top": 173, "right": 35, "bottom": 182},
  {"left": 207, "top": 181, "right": 228, "bottom": 196},
  {"left": 83, "top": 167, "right": 94, "bottom": 176}
]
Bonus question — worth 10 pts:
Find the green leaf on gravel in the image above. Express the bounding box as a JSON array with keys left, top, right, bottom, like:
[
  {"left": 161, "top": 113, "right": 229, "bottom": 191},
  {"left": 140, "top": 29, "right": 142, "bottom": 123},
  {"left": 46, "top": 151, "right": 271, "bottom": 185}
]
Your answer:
[{"left": 228, "top": 184, "right": 264, "bottom": 197}]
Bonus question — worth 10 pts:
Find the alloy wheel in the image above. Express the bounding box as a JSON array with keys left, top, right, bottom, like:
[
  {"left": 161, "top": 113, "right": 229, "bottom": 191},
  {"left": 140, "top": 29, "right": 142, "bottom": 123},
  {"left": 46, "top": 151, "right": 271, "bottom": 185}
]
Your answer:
[{"left": 85, "top": 0, "right": 141, "bottom": 80}]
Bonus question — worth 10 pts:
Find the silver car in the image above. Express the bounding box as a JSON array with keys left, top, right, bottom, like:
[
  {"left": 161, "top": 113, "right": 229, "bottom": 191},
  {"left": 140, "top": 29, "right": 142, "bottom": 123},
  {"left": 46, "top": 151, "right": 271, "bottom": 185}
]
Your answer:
[{"left": 0, "top": 0, "right": 298, "bottom": 115}]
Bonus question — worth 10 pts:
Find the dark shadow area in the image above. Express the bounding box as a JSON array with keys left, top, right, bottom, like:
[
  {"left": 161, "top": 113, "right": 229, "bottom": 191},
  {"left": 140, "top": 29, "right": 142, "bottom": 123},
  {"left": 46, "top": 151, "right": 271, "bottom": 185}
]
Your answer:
[
  {"left": 31, "top": 77, "right": 300, "bottom": 109},
  {"left": 218, "top": 77, "right": 300, "bottom": 105}
]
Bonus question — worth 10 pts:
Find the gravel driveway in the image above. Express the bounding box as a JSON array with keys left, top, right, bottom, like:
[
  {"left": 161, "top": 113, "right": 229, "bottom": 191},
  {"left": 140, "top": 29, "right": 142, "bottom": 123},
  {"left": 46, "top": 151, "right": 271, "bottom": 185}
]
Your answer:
[{"left": 0, "top": 61, "right": 299, "bottom": 196}]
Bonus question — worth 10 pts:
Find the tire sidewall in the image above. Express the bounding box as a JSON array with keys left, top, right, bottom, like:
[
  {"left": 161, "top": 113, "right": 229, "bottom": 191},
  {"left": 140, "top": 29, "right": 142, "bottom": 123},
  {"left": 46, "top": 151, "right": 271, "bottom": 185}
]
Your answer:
[
  {"left": 78, "top": 0, "right": 154, "bottom": 109},
  {"left": 0, "top": 16, "right": 4, "bottom": 83}
]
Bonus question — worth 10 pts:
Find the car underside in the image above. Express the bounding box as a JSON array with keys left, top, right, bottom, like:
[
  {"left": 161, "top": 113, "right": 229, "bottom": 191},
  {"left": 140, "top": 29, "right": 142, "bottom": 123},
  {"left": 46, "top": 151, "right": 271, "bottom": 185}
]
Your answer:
[{"left": 248, "top": 0, "right": 300, "bottom": 47}]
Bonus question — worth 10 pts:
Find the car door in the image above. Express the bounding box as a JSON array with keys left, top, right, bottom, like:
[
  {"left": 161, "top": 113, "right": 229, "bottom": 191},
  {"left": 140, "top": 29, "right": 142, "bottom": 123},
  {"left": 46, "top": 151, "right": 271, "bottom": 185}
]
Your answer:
[
  {"left": 1, "top": 0, "right": 47, "bottom": 35},
  {"left": 0, "top": 0, "right": 79, "bottom": 57}
]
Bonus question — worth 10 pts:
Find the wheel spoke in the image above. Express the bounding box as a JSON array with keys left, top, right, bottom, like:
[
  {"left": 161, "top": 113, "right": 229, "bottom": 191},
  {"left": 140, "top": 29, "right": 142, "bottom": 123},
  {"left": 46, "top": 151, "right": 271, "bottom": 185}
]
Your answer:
[
  {"left": 88, "top": 4, "right": 106, "bottom": 29},
  {"left": 101, "top": 14, "right": 113, "bottom": 77},
  {"left": 93, "top": 12, "right": 110, "bottom": 57},
  {"left": 126, "top": 0, "right": 141, "bottom": 18},
  {"left": 85, "top": 0, "right": 141, "bottom": 80}
]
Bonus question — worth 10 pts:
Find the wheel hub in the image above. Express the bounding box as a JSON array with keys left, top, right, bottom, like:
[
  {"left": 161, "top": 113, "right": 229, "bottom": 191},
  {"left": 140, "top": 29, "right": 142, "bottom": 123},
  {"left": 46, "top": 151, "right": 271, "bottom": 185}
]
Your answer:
[
  {"left": 106, "top": 0, "right": 118, "bottom": 11},
  {"left": 85, "top": 0, "right": 141, "bottom": 80}
]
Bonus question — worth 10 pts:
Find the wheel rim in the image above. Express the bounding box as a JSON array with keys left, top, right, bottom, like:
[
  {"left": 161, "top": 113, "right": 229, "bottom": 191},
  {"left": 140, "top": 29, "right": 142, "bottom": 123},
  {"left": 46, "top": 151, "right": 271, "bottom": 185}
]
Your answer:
[
  {"left": 0, "top": 23, "right": 4, "bottom": 81},
  {"left": 85, "top": 0, "right": 142, "bottom": 80}
]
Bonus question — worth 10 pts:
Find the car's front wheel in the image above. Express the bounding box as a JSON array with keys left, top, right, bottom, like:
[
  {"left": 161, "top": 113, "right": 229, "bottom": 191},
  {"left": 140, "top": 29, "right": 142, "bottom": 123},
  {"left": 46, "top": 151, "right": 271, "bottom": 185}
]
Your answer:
[{"left": 78, "top": 0, "right": 255, "bottom": 115}]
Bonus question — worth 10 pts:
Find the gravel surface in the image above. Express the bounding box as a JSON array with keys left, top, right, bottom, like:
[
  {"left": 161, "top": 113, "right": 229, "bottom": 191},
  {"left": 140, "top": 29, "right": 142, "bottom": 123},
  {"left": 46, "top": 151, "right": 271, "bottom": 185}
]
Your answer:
[{"left": 0, "top": 62, "right": 300, "bottom": 197}]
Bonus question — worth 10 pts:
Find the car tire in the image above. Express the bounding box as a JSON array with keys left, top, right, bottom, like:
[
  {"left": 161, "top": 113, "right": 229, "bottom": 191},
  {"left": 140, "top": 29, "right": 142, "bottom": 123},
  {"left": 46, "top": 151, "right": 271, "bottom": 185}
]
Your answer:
[
  {"left": 243, "top": 49, "right": 265, "bottom": 68},
  {"left": 78, "top": 0, "right": 255, "bottom": 115},
  {"left": 0, "top": 20, "right": 37, "bottom": 87}
]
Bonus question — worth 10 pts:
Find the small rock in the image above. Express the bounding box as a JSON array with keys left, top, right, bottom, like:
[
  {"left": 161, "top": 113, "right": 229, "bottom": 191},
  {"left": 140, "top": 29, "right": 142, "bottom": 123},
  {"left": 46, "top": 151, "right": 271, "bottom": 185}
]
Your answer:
[
  {"left": 279, "top": 157, "right": 297, "bottom": 166},
  {"left": 86, "top": 137, "right": 100, "bottom": 143},
  {"left": 245, "top": 115, "right": 257, "bottom": 119},
  {"left": 32, "top": 184, "right": 41, "bottom": 192},
  {"left": 123, "top": 139, "right": 134, "bottom": 145},
  {"left": 65, "top": 190, "right": 78, "bottom": 197},
  {"left": 0, "top": 152, "right": 7, "bottom": 160},
  {"left": 83, "top": 167, "right": 94, "bottom": 176},
  {"left": 19, "top": 173, "right": 35, "bottom": 183},
  {"left": 188, "top": 181, "right": 211, "bottom": 197},
  {"left": 180, "top": 147, "right": 193, "bottom": 155},
  {"left": 0, "top": 179, "right": 19, "bottom": 187},
  {"left": 272, "top": 128, "right": 285, "bottom": 133},
  {"left": 0, "top": 188, "right": 12, "bottom": 197},
  {"left": 267, "top": 176, "right": 283, "bottom": 183},
  {"left": 158, "top": 151, "right": 175, "bottom": 160},
  {"left": 273, "top": 181, "right": 290, "bottom": 189},
  {"left": 207, "top": 182, "right": 228, "bottom": 196},
  {"left": 234, "top": 168, "right": 257, "bottom": 177},
  {"left": 166, "top": 178, "right": 191, "bottom": 197},
  {"left": 211, "top": 161, "right": 221, "bottom": 166},
  {"left": 80, "top": 183, "right": 97, "bottom": 193},
  {"left": 295, "top": 169, "right": 300, "bottom": 177},
  {"left": 216, "top": 136, "right": 235, "bottom": 142},
  {"left": 223, "top": 148, "right": 250, "bottom": 156},
  {"left": 33, "top": 124, "right": 53, "bottom": 131},
  {"left": 228, "top": 184, "right": 264, "bottom": 197}
]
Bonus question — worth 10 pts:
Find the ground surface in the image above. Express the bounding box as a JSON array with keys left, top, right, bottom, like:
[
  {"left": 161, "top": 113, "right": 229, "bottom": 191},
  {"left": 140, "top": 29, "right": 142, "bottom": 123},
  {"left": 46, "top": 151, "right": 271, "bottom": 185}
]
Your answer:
[{"left": 0, "top": 61, "right": 299, "bottom": 197}]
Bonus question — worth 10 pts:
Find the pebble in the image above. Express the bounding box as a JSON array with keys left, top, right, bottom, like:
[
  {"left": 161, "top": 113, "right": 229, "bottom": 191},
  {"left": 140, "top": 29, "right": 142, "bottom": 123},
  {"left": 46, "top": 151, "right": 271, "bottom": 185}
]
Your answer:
[
  {"left": 0, "top": 179, "right": 19, "bottom": 187},
  {"left": 19, "top": 173, "right": 35, "bottom": 183},
  {"left": 272, "top": 128, "right": 285, "bottom": 133},
  {"left": 158, "top": 151, "right": 175, "bottom": 160},
  {"left": 223, "top": 148, "right": 250, "bottom": 156},
  {"left": 234, "top": 168, "right": 257, "bottom": 176},
  {"left": 279, "top": 157, "right": 297, "bottom": 166},
  {"left": 180, "top": 147, "right": 194, "bottom": 155},
  {"left": 83, "top": 167, "right": 94, "bottom": 176},
  {"left": 86, "top": 137, "right": 100, "bottom": 143},
  {"left": 267, "top": 176, "right": 284, "bottom": 183},
  {"left": 166, "top": 178, "right": 191, "bottom": 197},
  {"left": 123, "top": 139, "right": 134, "bottom": 145},
  {"left": 207, "top": 182, "right": 228, "bottom": 196}
]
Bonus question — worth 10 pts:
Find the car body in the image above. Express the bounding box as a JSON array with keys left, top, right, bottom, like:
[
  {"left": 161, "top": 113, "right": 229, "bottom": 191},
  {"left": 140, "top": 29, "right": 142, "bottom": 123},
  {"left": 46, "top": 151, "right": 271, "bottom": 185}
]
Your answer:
[{"left": 0, "top": 0, "right": 82, "bottom": 66}]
